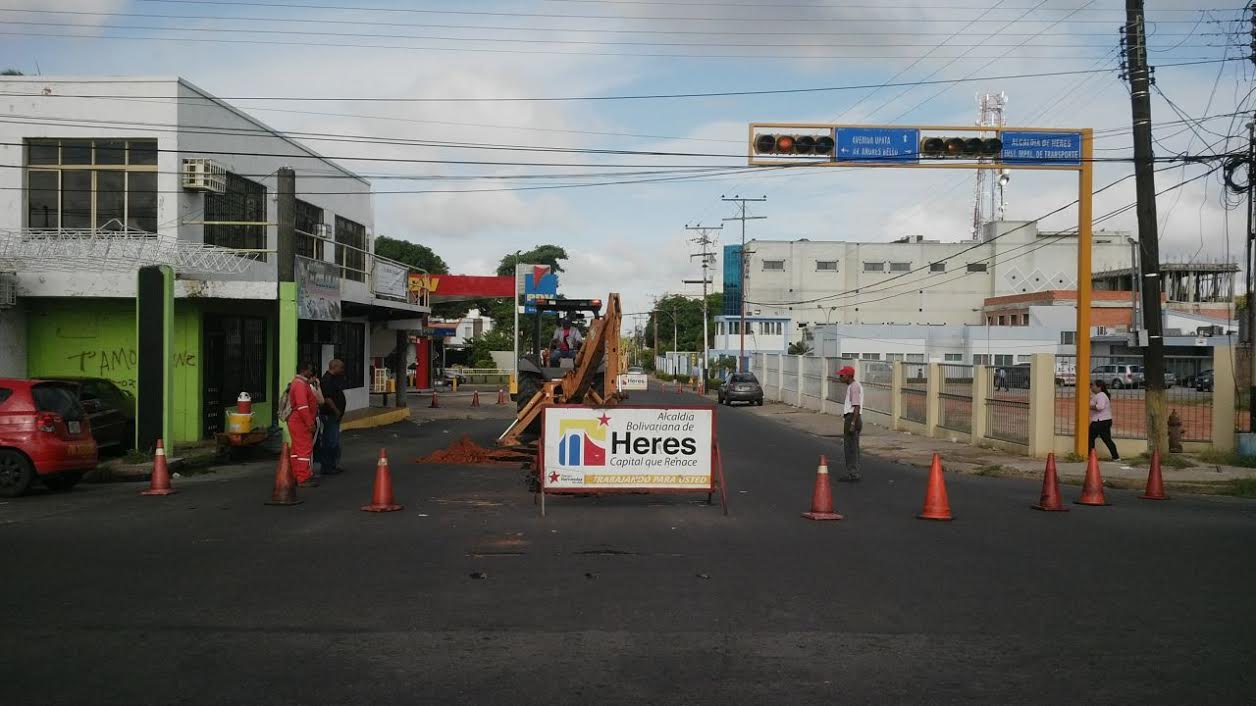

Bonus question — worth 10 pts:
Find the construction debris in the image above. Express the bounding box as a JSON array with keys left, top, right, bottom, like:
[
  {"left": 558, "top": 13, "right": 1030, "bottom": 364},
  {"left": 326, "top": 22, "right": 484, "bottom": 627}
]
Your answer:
[{"left": 417, "top": 435, "right": 529, "bottom": 465}]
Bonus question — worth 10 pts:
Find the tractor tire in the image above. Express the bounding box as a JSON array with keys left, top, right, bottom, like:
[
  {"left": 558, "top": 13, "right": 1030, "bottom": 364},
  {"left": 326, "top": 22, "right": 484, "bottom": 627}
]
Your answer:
[{"left": 516, "top": 373, "right": 546, "bottom": 438}]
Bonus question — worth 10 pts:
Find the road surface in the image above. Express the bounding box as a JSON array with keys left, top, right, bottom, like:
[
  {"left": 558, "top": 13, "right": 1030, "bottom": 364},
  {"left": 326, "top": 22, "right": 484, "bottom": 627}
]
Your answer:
[{"left": 2, "top": 385, "right": 1253, "bottom": 704}]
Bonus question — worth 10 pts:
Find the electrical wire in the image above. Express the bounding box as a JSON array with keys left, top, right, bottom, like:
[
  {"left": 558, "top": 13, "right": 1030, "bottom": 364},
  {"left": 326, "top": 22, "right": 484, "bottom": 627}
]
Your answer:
[{"left": 0, "top": 59, "right": 1242, "bottom": 102}]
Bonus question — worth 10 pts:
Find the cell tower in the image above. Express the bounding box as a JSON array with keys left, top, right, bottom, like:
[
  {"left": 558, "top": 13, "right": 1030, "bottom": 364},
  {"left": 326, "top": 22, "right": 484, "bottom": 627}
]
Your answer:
[{"left": 972, "top": 92, "right": 1009, "bottom": 241}]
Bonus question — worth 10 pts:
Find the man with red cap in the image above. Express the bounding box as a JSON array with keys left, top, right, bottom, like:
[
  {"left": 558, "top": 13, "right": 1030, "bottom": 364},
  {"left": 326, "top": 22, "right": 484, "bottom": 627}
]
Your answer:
[{"left": 836, "top": 365, "right": 863, "bottom": 482}]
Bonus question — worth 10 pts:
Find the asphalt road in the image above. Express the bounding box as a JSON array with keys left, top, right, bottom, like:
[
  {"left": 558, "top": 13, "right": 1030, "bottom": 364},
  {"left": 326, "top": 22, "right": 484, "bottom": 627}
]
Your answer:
[{"left": 2, "top": 386, "right": 1254, "bottom": 704}]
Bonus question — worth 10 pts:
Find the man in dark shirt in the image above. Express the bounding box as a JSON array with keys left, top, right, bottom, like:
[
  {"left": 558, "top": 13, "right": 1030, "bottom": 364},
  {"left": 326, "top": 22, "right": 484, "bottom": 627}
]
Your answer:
[{"left": 316, "top": 358, "right": 347, "bottom": 475}]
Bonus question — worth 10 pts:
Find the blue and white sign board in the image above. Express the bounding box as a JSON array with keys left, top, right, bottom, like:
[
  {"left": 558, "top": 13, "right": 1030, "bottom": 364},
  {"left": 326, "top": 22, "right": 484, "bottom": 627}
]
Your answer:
[
  {"left": 1000, "top": 131, "right": 1083, "bottom": 166},
  {"left": 836, "top": 127, "right": 920, "bottom": 163}
]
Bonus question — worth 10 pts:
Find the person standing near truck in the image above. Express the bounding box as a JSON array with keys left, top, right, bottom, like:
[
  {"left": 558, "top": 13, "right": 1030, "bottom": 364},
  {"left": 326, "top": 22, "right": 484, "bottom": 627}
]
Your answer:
[{"left": 836, "top": 365, "right": 863, "bottom": 483}]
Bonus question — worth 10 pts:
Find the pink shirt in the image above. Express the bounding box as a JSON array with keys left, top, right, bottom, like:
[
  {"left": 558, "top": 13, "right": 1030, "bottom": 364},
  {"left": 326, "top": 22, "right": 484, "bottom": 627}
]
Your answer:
[{"left": 1089, "top": 392, "right": 1112, "bottom": 423}]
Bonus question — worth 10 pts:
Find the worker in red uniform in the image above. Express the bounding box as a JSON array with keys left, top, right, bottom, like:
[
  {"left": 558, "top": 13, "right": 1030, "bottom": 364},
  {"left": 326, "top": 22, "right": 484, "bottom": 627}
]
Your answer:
[{"left": 287, "top": 361, "right": 322, "bottom": 487}]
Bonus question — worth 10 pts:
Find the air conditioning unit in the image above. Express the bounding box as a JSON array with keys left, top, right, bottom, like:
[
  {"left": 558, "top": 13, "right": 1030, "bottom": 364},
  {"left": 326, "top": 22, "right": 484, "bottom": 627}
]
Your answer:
[
  {"left": 0, "top": 273, "right": 17, "bottom": 309},
  {"left": 182, "top": 158, "right": 227, "bottom": 193},
  {"left": 314, "top": 223, "right": 332, "bottom": 239}
]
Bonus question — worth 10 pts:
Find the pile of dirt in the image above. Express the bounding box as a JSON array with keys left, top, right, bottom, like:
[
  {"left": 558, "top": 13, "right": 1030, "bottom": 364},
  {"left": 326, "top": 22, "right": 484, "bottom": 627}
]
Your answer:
[{"left": 417, "top": 435, "right": 526, "bottom": 465}]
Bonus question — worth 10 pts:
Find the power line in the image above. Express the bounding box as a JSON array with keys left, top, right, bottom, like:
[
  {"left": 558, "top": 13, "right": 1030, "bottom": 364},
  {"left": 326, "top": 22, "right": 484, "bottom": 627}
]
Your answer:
[
  {"left": 1, "top": 59, "right": 1243, "bottom": 102},
  {"left": 4, "top": 28, "right": 1223, "bottom": 61},
  {"left": 743, "top": 156, "right": 1225, "bottom": 308},
  {"left": 132, "top": 0, "right": 1225, "bottom": 24},
  {"left": 0, "top": 8, "right": 1216, "bottom": 38}
]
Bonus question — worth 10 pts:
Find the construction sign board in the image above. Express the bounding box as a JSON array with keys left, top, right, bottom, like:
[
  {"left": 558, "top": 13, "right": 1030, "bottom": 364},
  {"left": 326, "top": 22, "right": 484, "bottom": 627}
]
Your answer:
[
  {"left": 616, "top": 372, "right": 648, "bottom": 391},
  {"left": 539, "top": 405, "right": 726, "bottom": 515}
]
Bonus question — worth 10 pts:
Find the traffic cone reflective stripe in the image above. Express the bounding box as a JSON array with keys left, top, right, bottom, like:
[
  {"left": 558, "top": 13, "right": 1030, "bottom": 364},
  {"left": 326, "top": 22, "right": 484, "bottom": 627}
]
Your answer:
[
  {"left": 1140, "top": 449, "right": 1169, "bottom": 501},
  {"left": 362, "top": 448, "right": 403, "bottom": 512},
  {"left": 141, "top": 438, "right": 177, "bottom": 496},
  {"left": 917, "top": 453, "right": 953, "bottom": 521},
  {"left": 802, "top": 454, "right": 844, "bottom": 521},
  {"left": 1075, "top": 449, "right": 1111, "bottom": 506},
  {"left": 265, "top": 442, "right": 303, "bottom": 506},
  {"left": 1031, "top": 453, "right": 1068, "bottom": 512}
]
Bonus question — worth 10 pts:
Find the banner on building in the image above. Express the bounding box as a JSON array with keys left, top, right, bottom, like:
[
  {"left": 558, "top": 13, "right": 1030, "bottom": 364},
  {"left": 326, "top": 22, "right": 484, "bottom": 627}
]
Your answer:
[
  {"left": 296, "top": 256, "right": 341, "bottom": 321},
  {"left": 373, "top": 259, "right": 409, "bottom": 300}
]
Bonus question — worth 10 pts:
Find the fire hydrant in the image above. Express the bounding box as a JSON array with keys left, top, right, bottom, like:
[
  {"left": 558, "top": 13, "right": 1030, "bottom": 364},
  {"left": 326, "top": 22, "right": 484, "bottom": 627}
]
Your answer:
[{"left": 1167, "top": 409, "right": 1184, "bottom": 453}]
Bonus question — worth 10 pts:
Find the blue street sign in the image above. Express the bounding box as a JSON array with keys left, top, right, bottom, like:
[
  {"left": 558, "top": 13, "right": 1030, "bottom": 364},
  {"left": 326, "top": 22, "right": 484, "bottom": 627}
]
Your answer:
[
  {"left": 1000, "top": 131, "right": 1083, "bottom": 166},
  {"left": 835, "top": 127, "right": 920, "bottom": 163}
]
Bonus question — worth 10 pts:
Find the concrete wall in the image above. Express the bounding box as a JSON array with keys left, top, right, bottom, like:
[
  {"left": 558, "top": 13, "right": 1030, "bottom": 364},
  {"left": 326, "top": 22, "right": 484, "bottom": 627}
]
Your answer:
[{"left": 740, "top": 222, "right": 1134, "bottom": 327}]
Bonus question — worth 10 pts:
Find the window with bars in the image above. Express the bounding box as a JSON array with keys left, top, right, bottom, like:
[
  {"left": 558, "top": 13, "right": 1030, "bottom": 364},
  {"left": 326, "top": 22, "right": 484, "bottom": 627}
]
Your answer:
[
  {"left": 973, "top": 354, "right": 991, "bottom": 365},
  {"left": 210, "top": 315, "right": 268, "bottom": 403},
  {"left": 762, "top": 260, "right": 785, "bottom": 271},
  {"left": 930, "top": 262, "right": 946, "bottom": 272},
  {"left": 889, "top": 262, "right": 911, "bottom": 272},
  {"left": 1060, "top": 331, "right": 1076, "bottom": 345},
  {"left": 966, "top": 262, "right": 988, "bottom": 273},
  {"left": 205, "top": 172, "right": 267, "bottom": 256},
  {"left": 294, "top": 199, "right": 325, "bottom": 260},
  {"left": 333, "top": 321, "right": 365, "bottom": 388},
  {"left": 815, "top": 260, "right": 838, "bottom": 271},
  {"left": 864, "top": 261, "right": 885, "bottom": 273},
  {"left": 25, "top": 138, "right": 158, "bottom": 233},
  {"left": 335, "top": 215, "right": 367, "bottom": 282},
  {"left": 944, "top": 353, "right": 963, "bottom": 362},
  {"left": 994, "top": 354, "right": 1013, "bottom": 366}
]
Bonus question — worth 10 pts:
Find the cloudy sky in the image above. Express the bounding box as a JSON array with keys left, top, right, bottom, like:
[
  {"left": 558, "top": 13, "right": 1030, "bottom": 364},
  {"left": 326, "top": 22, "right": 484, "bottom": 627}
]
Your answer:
[{"left": 1, "top": 0, "right": 1251, "bottom": 325}]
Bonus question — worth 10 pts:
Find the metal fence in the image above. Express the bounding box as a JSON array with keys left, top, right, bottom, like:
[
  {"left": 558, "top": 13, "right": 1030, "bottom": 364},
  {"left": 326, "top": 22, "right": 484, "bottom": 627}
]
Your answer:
[
  {"left": 1054, "top": 354, "right": 1214, "bottom": 442},
  {"left": 901, "top": 367, "right": 928, "bottom": 424},
  {"left": 986, "top": 364, "right": 1030, "bottom": 445},
  {"left": 938, "top": 363, "right": 973, "bottom": 434},
  {"left": 862, "top": 360, "right": 893, "bottom": 415}
]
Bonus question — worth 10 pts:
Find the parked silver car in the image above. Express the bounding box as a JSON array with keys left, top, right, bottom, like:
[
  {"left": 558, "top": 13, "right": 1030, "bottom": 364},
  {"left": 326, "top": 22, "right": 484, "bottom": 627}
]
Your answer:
[{"left": 1091, "top": 364, "right": 1144, "bottom": 389}]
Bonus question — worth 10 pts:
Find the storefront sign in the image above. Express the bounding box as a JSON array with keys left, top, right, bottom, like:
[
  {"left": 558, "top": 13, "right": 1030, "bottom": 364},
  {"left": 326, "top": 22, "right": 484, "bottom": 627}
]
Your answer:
[
  {"left": 373, "top": 259, "right": 409, "bottom": 299},
  {"left": 296, "top": 257, "right": 340, "bottom": 321},
  {"left": 542, "top": 406, "right": 714, "bottom": 490}
]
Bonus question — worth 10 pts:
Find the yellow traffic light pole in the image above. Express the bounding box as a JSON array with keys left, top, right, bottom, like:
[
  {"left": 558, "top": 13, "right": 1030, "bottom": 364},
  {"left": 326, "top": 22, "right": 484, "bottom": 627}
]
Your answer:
[{"left": 748, "top": 122, "right": 1095, "bottom": 457}]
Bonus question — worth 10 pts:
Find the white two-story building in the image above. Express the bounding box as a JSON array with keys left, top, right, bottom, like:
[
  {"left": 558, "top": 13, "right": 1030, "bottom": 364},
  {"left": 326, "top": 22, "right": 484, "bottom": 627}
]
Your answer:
[{"left": 0, "top": 76, "right": 430, "bottom": 443}]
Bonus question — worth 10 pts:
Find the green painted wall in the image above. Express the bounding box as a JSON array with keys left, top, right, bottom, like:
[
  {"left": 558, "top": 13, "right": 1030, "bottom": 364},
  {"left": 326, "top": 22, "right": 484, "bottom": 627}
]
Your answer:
[
  {"left": 278, "top": 281, "right": 298, "bottom": 443},
  {"left": 27, "top": 299, "right": 202, "bottom": 443},
  {"left": 29, "top": 298, "right": 280, "bottom": 443}
]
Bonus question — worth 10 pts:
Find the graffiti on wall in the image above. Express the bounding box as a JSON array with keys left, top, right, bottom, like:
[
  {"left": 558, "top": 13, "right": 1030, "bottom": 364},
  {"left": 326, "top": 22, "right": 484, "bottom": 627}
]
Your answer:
[{"left": 64, "top": 347, "right": 198, "bottom": 388}]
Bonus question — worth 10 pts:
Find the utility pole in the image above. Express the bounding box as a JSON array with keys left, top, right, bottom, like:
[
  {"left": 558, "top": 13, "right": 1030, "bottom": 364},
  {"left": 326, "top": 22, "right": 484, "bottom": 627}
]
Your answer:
[
  {"left": 722, "top": 195, "right": 767, "bottom": 372},
  {"left": 1122, "top": 0, "right": 1167, "bottom": 453},
  {"left": 685, "top": 223, "right": 721, "bottom": 389},
  {"left": 1246, "top": 116, "right": 1255, "bottom": 431}
]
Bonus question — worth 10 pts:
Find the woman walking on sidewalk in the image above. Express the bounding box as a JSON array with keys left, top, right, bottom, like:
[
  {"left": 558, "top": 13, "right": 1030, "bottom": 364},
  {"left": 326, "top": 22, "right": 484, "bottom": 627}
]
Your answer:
[{"left": 1088, "top": 380, "right": 1120, "bottom": 461}]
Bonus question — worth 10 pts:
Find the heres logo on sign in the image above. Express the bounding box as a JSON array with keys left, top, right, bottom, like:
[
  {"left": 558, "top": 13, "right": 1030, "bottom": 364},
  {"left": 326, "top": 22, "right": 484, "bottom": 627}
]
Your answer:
[{"left": 557, "top": 416, "right": 609, "bottom": 467}]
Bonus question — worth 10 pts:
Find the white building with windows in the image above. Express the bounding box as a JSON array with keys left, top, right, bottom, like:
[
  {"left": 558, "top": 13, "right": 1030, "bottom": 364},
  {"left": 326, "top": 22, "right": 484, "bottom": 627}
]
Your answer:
[
  {"left": 732, "top": 222, "right": 1137, "bottom": 327},
  {"left": 711, "top": 314, "right": 791, "bottom": 359},
  {"left": 0, "top": 76, "right": 430, "bottom": 443}
]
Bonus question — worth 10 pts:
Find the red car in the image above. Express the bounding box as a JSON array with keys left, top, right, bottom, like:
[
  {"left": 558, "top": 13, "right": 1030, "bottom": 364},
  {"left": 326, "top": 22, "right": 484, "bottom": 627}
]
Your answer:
[{"left": 0, "top": 379, "right": 99, "bottom": 497}]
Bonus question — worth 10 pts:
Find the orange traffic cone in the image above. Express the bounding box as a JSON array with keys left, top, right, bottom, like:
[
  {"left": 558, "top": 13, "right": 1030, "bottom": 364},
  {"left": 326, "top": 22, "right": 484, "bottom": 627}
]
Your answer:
[
  {"left": 917, "top": 453, "right": 954, "bottom": 521},
  {"left": 1140, "top": 449, "right": 1169, "bottom": 501},
  {"left": 802, "top": 455, "right": 844, "bottom": 521},
  {"left": 1031, "top": 453, "right": 1068, "bottom": 512},
  {"left": 429, "top": 392, "right": 439, "bottom": 408},
  {"left": 265, "top": 442, "right": 302, "bottom": 506},
  {"left": 496, "top": 388, "right": 507, "bottom": 405},
  {"left": 362, "top": 448, "right": 403, "bottom": 512},
  {"left": 141, "top": 438, "right": 177, "bottom": 496},
  {"left": 1075, "top": 449, "right": 1111, "bottom": 506},
  {"left": 472, "top": 391, "right": 480, "bottom": 407}
]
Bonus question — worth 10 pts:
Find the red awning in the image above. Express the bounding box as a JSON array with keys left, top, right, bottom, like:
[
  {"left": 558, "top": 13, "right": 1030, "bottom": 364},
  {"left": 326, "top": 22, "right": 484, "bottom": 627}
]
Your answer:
[{"left": 425, "top": 275, "right": 514, "bottom": 302}]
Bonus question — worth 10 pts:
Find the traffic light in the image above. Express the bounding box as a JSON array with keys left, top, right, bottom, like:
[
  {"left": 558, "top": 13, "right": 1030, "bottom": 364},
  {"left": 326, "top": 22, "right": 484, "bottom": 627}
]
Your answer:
[
  {"left": 753, "top": 132, "right": 835, "bottom": 157},
  {"left": 920, "top": 136, "right": 1002, "bottom": 159}
]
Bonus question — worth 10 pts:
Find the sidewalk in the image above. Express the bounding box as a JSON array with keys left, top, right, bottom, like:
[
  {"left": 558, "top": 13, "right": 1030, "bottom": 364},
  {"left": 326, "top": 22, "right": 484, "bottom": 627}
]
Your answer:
[{"left": 701, "top": 391, "right": 1256, "bottom": 496}]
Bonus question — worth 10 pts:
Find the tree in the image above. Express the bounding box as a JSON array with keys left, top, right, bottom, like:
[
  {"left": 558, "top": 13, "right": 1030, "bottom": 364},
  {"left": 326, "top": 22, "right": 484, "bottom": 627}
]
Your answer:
[
  {"left": 1, "top": 69, "right": 23, "bottom": 76},
  {"left": 463, "top": 327, "right": 514, "bottom": 368},
  {"left": 373, "top": 235, "right": 448, "bottom": 274},
  {"left": 497, "top": 244, "right": 569, "bottom": 277},
  {"left": 645, "top": 291, "right": 724, "bottom": 353}
]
